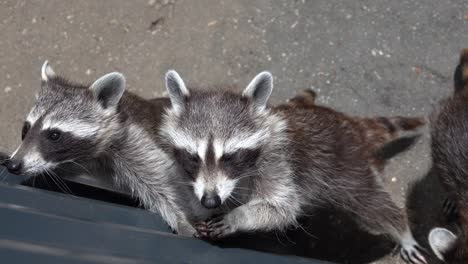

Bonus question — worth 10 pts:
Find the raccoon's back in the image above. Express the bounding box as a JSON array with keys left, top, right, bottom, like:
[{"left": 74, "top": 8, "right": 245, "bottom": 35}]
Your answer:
[
  {"left": 431, "top": 94, "right": 468, "bottom": 200},
  {"left": 278, "top": 106, "right": 373, "bottom": 192},
  {"left": 118, "top": 92, "right": 170, "bottom": 132}
]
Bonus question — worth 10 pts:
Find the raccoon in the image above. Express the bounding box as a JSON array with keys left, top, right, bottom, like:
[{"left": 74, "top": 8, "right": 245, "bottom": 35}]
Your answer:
[
  {"left": 4, "top": 62, "right": 195, "bottom": 236},
  {"left": 428, "top": 49, "right": 468, "bottom": 263},
  {"left": 160, "top": 70, "right": 426, "bottom": 264},
  {"left": 282, "top": 89, "right": 425, "bottom": 173}
]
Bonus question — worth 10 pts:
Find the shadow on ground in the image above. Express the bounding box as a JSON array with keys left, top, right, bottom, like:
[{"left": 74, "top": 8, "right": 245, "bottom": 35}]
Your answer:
[
  {"left": 406, "top": 167, "right": 450, "bottom": 264},
  {"left": 215, "top": 208, "right": 394, "bottom": 264}
]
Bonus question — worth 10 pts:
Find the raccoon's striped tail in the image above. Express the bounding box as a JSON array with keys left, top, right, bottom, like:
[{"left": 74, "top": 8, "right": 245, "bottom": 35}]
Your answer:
[
  {"left": 373, "top": 116, "right": 425, "bottom": 137},
  {"left": 360, "top": 116, "right": 425, "bottom": 156},
  {"left": 454, "top": 48, "right": 468, "bottom": 92}
]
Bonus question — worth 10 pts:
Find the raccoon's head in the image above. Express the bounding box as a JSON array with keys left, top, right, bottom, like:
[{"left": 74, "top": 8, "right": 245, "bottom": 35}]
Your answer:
[
  {"left": 161, "top": 70, "right": 282, "bottom": 209},
  {"left": 6, "top": 61, "right": 126, "bottom": 176},
  {"left": 429, "top": 227, "right": 468, "bottom": 263}
]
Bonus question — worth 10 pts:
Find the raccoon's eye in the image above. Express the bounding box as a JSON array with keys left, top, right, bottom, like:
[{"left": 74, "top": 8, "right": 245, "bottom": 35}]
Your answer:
[
  {"left": 47, "top": 130, "right": 61, "bottom": 141},
  {"left": 21, "top": 122, "right": 31, "bottom": 140}
]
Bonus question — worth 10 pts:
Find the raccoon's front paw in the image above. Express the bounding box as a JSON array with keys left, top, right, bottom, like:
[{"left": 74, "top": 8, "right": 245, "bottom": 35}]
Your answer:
[
  {"left": 195, "top": 216, "right": 235, "bottom": 240},
  {"left": 400, "top": 242, "right": 427, "bottom": 264},
  {"left": 176, "top": 223, "right": 197, "bottom": 237}
]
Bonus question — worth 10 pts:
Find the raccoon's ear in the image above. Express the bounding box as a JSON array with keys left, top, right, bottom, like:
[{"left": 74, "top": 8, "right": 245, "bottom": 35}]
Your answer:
[
  {"left": 165, "top": 70, "right": 189, "bottom": 113},
  {"left": 41, "top": 61, "right": 56, "bottom": 82},
  {"left": 428, "top": 227, "right": 457, "bottom": 261},
  {"left": 89, "top": 72, "right": 126, "bottom": 109},
  {"left": 243, "top": 71, "right": 273, "bottom": 111},
  {"left": 454, "top": 49, "right": 468, "bottom": 93}
]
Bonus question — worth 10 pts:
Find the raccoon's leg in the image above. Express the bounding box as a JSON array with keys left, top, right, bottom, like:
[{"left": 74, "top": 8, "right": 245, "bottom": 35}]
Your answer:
[
  {"left": 337, "top": 184, "right": 427, "bottom": 264},
  {"left": 176, "top": 219, "right": 197, "bottom": 236},
  {"left": 149, "top": 200, "right": 196, "bottom": 237},
  {"left": 196, "top": 198, "right": 300, "bottom": 240},
  {"left": 137, "top": 183, "right": 196, "bottom": 237}
]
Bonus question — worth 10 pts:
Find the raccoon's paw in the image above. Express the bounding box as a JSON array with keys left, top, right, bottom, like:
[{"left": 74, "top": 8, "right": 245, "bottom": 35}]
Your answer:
[
  {"left": 400, "top": 243, "right": 427, "bottom": 264},
  {"left": 176, "top": 223, "right": 197, "bottom": 237},
  {"left": 195, "top": 216, "right": 235, "bottom": 240},
  {"left": 442, "top": 198, "right": 458, "bottom": 223}
]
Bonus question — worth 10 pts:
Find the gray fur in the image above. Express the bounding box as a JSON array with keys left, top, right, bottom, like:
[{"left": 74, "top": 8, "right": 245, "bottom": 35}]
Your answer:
[
  {"left": 427, "top": 49, "right": 468, "bottom": 263},
  {"left": 160, "top": 71, "right": 426, "bottom": 264},
  {"left": 89, "top": 72, "right": 126, "bottom": 109},
  {"left": 160, "top": 71, "right": 300, "bottom": 232},
  {"left": 8, "top": 64, "right": 195, "bottom": 236}
]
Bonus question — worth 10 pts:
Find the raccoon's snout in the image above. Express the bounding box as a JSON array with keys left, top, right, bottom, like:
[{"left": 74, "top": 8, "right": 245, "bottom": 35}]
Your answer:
[
  {"left": 201, "top": 194, "right": 221, "bottom": 209},
  {"left": 6, "top": 159, "right": 22, "bottom": 175}
]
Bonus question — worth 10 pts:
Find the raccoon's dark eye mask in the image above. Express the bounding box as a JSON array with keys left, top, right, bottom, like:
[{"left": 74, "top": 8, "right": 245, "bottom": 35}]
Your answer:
[
  {"left": 221, "top": 148, "right": 261, "bottom": 168},
  {"left": 173, "top": 148, "right": 200, "bottom": 178}
]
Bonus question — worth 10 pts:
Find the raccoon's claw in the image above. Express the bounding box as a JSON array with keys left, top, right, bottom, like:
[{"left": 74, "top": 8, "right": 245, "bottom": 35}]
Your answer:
[
  {"left": 194, "top": 216, "right": 234, "bottom": 240},
  {"left": 194, "top": 223, "right": 210, "bottom": 238},
  {"left": 442, "top": 198, "right": 458, "bottom": 223},
  {"left": 400, "top": 244, "right": 427, "bottom": 264}
]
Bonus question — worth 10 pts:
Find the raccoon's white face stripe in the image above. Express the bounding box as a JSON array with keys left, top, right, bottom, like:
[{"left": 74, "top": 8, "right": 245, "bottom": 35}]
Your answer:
[
  {"left": 224, "top": 129, "right": 269, "bottom": 153},
  {"left": 193, "top": 173, "right": 237, "bottom": 203},
  {"left": 213, "top": 139, "right": 224, "bottom": 160},
  {"left": 22, "top": 146, "right": 56, "bottom": 174},
  {"left": 163, "top": 128, "right": 198, "bottom": 153},
  {"left": 42, "top": 119, "right": 100, "bottom": 138},
  {"left": 216, "top": 176, "right": 237, "bottom": 203},
  {"left": 197, "top": 138, "right": 208, "bottom": 162},
  {"left": 10, "top": 145, "right": 21, "bottom": 159},
  {"left": 193, "top": 178, "right": 205, "bottom": 200},
  {"left": 26, "top": 109, "right": 43, "bottom": 127}
]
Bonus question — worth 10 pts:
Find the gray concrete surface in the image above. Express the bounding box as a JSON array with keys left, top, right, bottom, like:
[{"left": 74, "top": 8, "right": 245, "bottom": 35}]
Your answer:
[{"left": 0, "top": 0, "right": 467, "bottom": 263}]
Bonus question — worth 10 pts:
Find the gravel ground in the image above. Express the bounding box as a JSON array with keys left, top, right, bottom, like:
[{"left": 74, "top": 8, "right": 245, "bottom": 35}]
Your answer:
[{"left": 0, "top": 0, "right": 467, "bottom": 263}]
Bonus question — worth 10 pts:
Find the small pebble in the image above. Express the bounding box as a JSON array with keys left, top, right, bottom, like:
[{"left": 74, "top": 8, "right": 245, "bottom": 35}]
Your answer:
[
  {"left": 391, "top": 177, "right": 397, "bottom": 182},
  {"left": 4, "top": 86, "right": 12, "bottom": 93}
]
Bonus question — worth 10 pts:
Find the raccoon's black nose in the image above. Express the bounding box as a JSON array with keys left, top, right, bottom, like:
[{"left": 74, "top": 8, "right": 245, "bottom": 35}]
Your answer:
[
  {"left": 201, "top": 194, "right": 221, "bottom": 209},
  {"left": 6, "top": 159, "right": 22, "bottom": 174}
]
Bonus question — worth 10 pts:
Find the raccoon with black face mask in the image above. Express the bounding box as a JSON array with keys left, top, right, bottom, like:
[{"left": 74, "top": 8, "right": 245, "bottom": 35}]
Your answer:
[
  {"left": 428, "top": 49, "right": 468, "bottom": 264},
  {"left": 4, "top": 62, "right": 195, "bottom": 236},
  {"left": 160, "top": 70, "right": 427, "bottom": 264}
]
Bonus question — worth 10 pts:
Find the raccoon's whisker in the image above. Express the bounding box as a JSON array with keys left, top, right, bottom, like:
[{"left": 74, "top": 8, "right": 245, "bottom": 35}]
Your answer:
[
  {"left": 297, "top": 224, "right": 317, "bottom": 240},
  {"left": 38, "top": 173, "right": 53, "bottom": 190},
  {"left": 233, "top": 186, "right": 266, "bottom": 197},
  {"left": 66, "top": 160, "right": 94, "bottom": 176},
  {"left": 227, "top": 195, "right": 243, "bottom": 207},
  {"left": 276, "top": 229, "right": 296, "bottom": 246},
  {"left": 235, "top": 172, "right": 258, "bottom": 181},
  {"left": 50, "top": 170, "right": 73, "bottom": 195},
  {"left": 45, "top": 168, "right": 73, "bottom": 195},
  {"left": 173, "top": 181, "right": 194, "bottom": 187},
  {"left": 44, "top": 169, "right": 65, "bottom": 193},
  {"left": 273, "top": 231, "right": 286, "bottom": 246}
]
